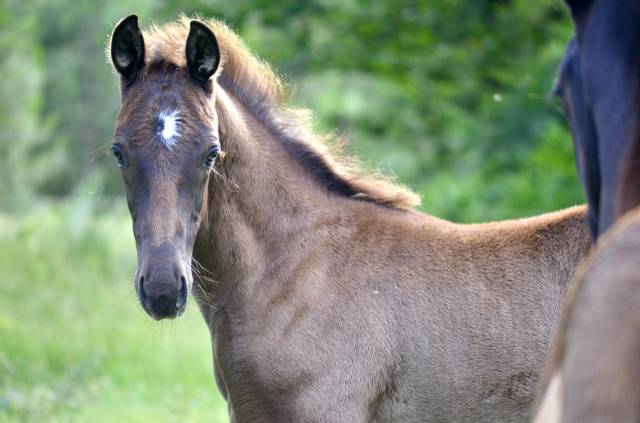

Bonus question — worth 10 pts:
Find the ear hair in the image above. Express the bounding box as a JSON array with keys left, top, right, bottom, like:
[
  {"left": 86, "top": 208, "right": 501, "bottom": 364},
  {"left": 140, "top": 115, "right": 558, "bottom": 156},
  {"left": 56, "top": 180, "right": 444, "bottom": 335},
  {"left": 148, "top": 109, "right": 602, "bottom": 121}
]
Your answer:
[{"left": 185, "top": 20, "right": 221, "bottom": 84}]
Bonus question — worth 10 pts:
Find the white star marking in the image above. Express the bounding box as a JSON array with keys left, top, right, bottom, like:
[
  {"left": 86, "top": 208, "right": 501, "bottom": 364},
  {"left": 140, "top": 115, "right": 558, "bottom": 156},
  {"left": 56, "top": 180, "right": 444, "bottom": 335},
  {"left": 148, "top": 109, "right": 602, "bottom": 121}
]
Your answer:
[{"left": 157, "top": 109, "right": 181, "bottom": 149}]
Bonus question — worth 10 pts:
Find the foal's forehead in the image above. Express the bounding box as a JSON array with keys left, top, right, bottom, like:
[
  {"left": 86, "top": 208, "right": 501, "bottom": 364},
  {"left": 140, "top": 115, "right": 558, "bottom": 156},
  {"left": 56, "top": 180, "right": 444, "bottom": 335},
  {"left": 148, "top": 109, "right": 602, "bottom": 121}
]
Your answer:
[{"left": 116, "top": 64, "right": 213, "bottom": 149}]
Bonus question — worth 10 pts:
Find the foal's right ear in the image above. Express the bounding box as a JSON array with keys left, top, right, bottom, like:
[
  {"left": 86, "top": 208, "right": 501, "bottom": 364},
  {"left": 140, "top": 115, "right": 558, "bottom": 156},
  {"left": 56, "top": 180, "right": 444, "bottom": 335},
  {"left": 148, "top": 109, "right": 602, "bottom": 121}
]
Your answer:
[{"left": 110, "top": 15, "right": 145, "bottom": 81}]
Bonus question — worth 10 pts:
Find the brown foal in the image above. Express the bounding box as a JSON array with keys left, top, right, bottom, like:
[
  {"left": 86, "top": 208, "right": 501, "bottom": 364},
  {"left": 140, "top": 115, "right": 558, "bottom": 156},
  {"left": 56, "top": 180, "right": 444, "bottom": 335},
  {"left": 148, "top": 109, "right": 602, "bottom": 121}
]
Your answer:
[{"left": 108, "top": 15, "right": 591, "bottom": 422}]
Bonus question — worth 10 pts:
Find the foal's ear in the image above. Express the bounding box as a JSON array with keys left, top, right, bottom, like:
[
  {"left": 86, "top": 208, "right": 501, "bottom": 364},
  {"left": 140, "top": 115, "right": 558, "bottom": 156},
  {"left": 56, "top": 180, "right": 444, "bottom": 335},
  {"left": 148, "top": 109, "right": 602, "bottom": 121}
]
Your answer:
[
  {"left": 110, "top": 15, "right": 145, "bottom": 81},
  {"left": 186, "top": 21, "right": 220, "bottom": 84},
  {"left": 564, "top": 0, "right": 594, "bottom": 25}
]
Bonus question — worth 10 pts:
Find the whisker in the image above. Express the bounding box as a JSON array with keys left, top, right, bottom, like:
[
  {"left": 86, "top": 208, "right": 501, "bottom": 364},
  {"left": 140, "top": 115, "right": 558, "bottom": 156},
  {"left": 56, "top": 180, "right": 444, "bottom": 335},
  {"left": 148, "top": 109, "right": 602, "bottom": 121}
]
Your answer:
[
  {"left": 191, "top": 278, "right": 218, "bottom": 310},
  {"left": 91, "top": 145, "right": 111, "bottom": 163},
  {"left": 192, "top": 257, "right": 216, "bottom": 277},
  {"left": 190, "top": 258, "right": 221, "bottom": 310},
  {"left": 212, "top": 167, "right": 240, "bottom": 192}
]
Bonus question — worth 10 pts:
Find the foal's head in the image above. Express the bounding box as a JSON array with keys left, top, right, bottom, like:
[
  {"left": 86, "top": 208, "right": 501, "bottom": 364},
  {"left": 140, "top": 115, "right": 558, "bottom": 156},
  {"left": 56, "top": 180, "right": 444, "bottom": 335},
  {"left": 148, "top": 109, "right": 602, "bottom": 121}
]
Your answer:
[{"left": 109, "top": 15, "right": 221, "bottom": 319}]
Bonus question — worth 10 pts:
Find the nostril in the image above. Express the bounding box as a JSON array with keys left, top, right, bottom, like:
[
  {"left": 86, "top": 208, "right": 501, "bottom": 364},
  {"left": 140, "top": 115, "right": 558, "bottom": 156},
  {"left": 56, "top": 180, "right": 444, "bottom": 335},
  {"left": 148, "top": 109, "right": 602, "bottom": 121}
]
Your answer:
[
  {"left": 139, "top": 275, "right": 146, "bottom": 297},
  {"left": 176, "top": 276, "right": 188, "bottom": 310}
]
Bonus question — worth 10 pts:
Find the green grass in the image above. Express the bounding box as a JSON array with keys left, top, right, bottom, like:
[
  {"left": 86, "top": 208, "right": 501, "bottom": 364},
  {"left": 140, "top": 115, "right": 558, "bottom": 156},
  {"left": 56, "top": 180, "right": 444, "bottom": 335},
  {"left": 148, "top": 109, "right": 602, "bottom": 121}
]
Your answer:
[{"left": 0, "top": 198, "right": 229, "bottom": 422}]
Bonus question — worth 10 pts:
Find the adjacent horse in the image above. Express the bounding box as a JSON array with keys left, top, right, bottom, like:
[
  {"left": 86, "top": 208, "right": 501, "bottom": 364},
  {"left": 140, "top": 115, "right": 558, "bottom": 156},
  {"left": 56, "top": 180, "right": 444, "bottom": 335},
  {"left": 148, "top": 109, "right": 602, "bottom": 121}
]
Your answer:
[
  {"left": 553, "top": 0, "right": 640, "bottom": 238},
  {"left": 534, "top": 1, "right": 640, "bottom": 421},
  {"left": 108, "top": 15, "right": 591, "bottom": 422},
  {"left": 534, "top": 208, "right": 640, "bottom": 423}
]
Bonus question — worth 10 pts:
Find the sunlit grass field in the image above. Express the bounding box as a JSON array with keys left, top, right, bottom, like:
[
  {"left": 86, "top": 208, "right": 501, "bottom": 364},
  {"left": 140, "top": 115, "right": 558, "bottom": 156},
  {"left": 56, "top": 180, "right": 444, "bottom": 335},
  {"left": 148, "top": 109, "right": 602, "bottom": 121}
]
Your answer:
[{"left": 0, "top": 198, "right": 228, "bottom": 422}]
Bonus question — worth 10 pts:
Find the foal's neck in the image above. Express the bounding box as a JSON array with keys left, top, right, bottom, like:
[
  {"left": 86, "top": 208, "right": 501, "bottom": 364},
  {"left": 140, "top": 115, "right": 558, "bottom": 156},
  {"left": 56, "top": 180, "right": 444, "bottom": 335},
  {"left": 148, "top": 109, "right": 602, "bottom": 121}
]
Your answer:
[{"left": 192, "top": 88, "right": 342, "bottom": 313}]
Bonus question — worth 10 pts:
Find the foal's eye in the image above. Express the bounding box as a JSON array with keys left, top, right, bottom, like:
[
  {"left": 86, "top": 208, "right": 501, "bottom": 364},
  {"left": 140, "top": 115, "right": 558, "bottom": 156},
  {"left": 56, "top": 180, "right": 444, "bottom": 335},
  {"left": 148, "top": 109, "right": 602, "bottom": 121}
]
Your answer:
[
  {"left": 204, "top": 146, "right": 220, "bottom": 168},
  {"left": 111, "top": 144, "right": 127, "bottom": 168}
]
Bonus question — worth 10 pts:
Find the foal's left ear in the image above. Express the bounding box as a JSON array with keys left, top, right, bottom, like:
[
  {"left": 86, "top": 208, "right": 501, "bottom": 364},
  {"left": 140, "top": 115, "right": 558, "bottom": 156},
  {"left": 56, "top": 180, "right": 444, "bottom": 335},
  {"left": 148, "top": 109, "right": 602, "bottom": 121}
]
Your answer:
[{"left": 186, "top": 21, "right": 220, "bottom": 84}]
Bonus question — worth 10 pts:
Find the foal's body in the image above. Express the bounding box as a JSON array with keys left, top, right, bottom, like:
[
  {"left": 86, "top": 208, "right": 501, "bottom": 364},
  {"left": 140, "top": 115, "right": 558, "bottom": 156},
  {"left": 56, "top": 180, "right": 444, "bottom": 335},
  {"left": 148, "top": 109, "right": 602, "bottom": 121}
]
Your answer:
[
  {"left": 108, "top": 17, "right": 591, "bottom": 422},
  {"left": 198, "top": 197, "right": 588, "bottom": 422},
  {"left": 194, "top": 86, "right": 590, "bottom": 422}
]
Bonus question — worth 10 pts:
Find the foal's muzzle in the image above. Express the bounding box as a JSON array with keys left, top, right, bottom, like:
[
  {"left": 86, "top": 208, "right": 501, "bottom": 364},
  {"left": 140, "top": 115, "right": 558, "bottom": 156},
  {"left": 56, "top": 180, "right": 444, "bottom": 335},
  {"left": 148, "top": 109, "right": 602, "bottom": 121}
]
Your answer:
[
  {"left": 138, "top": 275, "right": 188, "bottom": 319},
  {"left": 136, "top": 255, "right": 190, "bottom": 320}
]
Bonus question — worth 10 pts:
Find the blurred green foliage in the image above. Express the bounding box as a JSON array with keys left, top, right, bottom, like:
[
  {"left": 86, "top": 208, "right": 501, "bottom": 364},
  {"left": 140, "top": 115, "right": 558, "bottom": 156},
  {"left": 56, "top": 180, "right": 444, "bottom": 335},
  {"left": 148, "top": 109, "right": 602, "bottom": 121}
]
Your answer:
[
  {"left": 0, "top": 0, "right": 582, "bottom": 220},
  {"left": 0, "top": 0, "right": 583, "bottom": 421}
]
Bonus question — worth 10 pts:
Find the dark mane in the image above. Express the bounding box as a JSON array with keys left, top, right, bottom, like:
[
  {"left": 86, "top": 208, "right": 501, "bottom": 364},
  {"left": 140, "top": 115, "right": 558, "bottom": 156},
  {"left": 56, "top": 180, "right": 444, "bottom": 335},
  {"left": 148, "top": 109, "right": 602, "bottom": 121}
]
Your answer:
[{"left": 134, "top": 16, "right": 420, "bottom": 210}]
